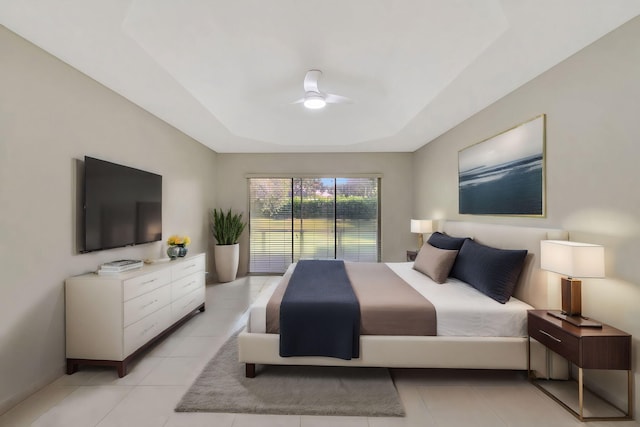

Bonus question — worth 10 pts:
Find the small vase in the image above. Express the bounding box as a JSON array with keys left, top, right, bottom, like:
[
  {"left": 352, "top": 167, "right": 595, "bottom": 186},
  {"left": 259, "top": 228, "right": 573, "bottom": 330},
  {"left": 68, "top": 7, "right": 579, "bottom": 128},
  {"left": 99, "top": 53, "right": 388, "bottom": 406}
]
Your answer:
[
  {"left": 167, "top": 245, "right": 180, "bottom": 259},
  {"left": 167, "top": 245, "right": 188, "bottom": 259},
  {"left": 177, "top": 244, "right": 188, "bottom": 257}
]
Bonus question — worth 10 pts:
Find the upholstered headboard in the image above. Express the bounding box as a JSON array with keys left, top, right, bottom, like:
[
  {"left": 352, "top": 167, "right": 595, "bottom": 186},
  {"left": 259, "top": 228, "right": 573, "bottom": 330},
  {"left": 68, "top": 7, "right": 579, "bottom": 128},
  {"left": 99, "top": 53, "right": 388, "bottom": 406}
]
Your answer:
[{"left": 440, "top": 221, "right": 568, "bottom": 309}]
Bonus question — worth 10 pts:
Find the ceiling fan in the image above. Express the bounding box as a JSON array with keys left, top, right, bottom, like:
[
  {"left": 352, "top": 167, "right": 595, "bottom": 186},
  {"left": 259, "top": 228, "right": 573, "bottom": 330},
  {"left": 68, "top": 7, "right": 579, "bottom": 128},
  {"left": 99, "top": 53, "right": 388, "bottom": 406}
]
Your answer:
[{"left": 293, "top": 69, "right": 352, "bottom": 109}]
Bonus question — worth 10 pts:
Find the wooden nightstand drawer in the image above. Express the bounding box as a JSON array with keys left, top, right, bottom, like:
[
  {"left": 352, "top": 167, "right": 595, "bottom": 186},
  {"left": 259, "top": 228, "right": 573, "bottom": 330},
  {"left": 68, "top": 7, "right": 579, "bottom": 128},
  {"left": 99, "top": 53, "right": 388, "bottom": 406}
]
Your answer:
[
  {"left": 582, "top": 335, "right": 631, "bottom": 370},
  {"left": 528, "top": 313, "right": 579, "bottom": 365}
]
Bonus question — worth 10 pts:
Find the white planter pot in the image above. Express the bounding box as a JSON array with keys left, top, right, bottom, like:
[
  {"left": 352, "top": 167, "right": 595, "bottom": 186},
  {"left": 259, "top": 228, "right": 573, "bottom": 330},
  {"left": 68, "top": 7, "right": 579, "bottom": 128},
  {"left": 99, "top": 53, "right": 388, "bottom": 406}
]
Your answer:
[{"left": 214, "top": 244, "right": 240, "bottom": 282}]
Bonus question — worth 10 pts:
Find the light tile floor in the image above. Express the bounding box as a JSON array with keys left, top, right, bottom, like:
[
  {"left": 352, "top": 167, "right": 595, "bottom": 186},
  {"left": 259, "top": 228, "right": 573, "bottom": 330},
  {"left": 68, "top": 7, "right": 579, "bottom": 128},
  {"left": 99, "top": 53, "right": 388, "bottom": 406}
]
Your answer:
[{"left": 1, "top": 276, "right": 637, "bottom": 427}]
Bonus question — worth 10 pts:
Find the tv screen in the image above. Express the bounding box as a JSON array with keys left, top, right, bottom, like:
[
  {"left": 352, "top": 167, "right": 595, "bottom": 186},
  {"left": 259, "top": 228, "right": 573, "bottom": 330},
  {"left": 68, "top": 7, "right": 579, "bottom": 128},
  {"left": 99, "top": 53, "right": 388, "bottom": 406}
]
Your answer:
[{"left": 83, "top": 156, "right": 162, "bottom": 252}]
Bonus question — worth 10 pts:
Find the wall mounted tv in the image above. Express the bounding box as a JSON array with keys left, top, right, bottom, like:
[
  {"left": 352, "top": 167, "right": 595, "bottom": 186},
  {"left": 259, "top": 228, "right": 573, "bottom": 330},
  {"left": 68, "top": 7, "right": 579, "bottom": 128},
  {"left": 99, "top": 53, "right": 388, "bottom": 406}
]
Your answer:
[{"left": 82, "top": 156, "right": 162, "bottom": 252}]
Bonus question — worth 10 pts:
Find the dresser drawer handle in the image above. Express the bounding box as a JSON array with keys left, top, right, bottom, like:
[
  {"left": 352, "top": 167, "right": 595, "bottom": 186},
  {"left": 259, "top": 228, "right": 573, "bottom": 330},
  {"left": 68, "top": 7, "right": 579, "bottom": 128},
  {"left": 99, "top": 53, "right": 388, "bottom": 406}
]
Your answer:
[
  {"left": 141, "top": 278, "right": 157, "bottom": 286},
  {"left": 182, "top": 281, "right": 195, "bottom": 289},
  {"left": 539, "top": 330, "right": 562, "bottom": 343},
  {"left": 182, "top": 298, "right": 196, "bottom": 309},
  {"left": 142, "top": 323, "right": 157, "bottom": 335},
  {"left": 142, "top": 299, "right": 158, "bottom": 309}
]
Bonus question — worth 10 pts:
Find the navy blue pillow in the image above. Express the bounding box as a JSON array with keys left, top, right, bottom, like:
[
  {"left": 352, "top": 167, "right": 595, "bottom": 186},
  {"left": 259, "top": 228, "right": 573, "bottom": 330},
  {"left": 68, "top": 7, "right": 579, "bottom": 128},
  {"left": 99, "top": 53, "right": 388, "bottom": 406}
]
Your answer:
[
  {"left": 427, "top": 232, "right": 469, "bottom": 250},
  {"left": 450, "top": 239, "right": 528, "bottom": 304}
]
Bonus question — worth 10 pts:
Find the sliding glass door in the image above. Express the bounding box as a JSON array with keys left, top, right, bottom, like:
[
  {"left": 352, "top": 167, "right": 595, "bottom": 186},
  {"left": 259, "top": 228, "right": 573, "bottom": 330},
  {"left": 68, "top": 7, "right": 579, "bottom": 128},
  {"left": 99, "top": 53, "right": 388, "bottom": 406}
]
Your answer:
[
  {"left": 249, "top": 177, "right": 380, "bottom": 273},
  {"left": 336, "top": 178, "right": 378, "bottom": 262},
  {"left": 248, "top": 178, "right": 293, "bottom": 274},
  {"left": 293, "top": 178, "right": 335, "bottom": 262}
]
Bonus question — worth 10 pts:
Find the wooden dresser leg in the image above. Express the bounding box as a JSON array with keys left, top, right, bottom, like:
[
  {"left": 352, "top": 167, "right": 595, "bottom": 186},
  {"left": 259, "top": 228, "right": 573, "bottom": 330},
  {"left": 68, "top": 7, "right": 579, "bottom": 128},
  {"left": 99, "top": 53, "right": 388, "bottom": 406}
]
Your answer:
[
  {"left": 246, "top": 363, "right": 256, "bottom": 378},
  {"left": 66, "top": 360, "right": 78, "bottom": 375},
  {"left": 117, "top": 362, "right": 126, "bottom": 378}
]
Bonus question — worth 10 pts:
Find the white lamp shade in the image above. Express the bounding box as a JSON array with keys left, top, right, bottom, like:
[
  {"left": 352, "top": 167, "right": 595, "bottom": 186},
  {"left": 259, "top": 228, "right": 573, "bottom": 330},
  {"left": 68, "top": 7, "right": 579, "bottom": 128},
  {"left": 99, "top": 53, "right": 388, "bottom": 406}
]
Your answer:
[
  {"left": 540, "top": 240, "right": 605, "bottom": 278},
  {"left": 410, "top": 219, "right": 433, "bottom": 234}
]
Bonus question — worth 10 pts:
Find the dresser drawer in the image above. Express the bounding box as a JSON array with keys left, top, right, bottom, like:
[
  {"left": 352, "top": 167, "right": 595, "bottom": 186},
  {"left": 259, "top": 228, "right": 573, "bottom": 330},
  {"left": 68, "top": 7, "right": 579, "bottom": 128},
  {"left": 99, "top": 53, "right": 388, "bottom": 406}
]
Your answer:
[
  {"left": 529, "top": 314, "right": 579, "bottom": 365},
  {"left": 171, "top": 272, "right": 204, "bottom": 302},
  {"left": 123, "top": 285, "right": 171, "bottom": 327},
  {"left": 171, "top": 255, "right": 205, "bottom": 281},
  {"left": 123, "top": 305, "right": 171, "bottom": 357},
  {"left": 123, "top": 269, "right": 171, "bottom": 301},
  {"left": 171, "top": 286, "right": 205, "bottom": 323}
]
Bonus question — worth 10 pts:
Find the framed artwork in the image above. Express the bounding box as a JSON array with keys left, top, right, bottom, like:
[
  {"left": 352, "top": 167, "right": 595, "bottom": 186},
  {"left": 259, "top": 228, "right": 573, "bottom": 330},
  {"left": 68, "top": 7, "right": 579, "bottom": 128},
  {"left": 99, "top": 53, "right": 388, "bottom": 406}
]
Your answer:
[{"left": 458, "top": 114, "right": 545, "bottom": 216}]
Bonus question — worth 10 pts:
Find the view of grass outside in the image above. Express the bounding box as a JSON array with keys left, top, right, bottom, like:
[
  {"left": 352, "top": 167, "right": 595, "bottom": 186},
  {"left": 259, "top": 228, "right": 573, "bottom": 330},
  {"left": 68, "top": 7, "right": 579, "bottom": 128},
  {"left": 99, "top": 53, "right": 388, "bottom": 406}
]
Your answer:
[{"left": 249, "top": 178, "right": 379, "bottom": 273}]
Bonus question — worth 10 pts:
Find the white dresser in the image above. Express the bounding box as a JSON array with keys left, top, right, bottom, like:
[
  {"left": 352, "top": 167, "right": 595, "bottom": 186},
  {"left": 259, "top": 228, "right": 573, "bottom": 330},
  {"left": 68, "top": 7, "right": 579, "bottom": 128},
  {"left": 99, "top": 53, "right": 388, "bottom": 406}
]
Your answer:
[{"left": 65, "top": 253, "right": 206, "bottom": 377}]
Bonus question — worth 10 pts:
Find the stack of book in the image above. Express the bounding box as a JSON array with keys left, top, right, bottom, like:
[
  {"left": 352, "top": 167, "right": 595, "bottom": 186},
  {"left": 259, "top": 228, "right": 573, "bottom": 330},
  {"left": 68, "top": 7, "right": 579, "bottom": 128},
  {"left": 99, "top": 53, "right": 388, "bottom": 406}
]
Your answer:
[{"left": 97, "top": 259, "right": 144, "bottom": 275}]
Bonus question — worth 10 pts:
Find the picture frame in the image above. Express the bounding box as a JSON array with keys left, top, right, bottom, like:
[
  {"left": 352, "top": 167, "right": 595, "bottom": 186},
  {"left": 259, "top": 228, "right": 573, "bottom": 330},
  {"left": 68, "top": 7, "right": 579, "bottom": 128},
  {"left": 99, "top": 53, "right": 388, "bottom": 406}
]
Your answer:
[{"left": 458, "top": 114, "right": 546, "bottom": 216}]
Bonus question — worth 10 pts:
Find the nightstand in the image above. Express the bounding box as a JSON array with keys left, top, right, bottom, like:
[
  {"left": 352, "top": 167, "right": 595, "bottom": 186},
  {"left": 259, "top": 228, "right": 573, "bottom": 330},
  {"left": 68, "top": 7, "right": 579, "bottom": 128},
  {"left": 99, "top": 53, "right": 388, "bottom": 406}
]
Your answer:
[
  {"left": 527, "top": 310, "right": 632, "bottom": 421},
  {"left": 406, "top": 250, "right": 418, "bottom": 261}
]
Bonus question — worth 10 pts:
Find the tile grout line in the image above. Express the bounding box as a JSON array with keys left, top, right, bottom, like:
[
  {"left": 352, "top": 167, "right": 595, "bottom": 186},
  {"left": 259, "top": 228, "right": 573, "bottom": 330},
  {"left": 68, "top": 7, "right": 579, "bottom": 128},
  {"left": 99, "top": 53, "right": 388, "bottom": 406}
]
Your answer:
[{"left": 88, "top": 385, "right": 136, "bottom": 427}]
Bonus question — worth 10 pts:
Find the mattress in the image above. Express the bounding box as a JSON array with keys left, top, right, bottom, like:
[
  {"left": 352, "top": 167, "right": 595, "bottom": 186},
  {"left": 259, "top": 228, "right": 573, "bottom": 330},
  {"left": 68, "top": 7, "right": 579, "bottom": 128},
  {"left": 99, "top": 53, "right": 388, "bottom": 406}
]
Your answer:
[{"left": 248, "top": 262, "right": 533, "bottom": 337}]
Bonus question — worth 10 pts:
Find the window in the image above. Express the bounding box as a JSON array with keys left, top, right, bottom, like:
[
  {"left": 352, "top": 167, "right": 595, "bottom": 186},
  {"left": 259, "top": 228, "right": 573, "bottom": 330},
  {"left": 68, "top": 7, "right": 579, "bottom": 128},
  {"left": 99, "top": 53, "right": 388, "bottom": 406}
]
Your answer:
[
  {"left": 249, "top": 177, "right": 380, "bottom": 273},
  {"left": 248, "top": 178, "right": 293, "bottom": 274}
]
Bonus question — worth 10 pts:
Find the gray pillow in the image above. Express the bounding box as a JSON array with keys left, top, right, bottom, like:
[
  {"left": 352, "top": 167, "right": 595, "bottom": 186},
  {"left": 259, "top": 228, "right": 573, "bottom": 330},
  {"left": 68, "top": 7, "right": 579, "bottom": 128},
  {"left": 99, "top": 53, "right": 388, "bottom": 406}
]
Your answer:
[{"left": 413, "top": 243, "right": 459, "bottom": 284}]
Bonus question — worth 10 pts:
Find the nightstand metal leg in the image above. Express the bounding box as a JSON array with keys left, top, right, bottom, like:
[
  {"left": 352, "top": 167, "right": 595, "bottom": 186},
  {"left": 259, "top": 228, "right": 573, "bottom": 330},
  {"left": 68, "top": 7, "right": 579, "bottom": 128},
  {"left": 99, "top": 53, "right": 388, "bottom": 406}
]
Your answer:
[
  {"left": 526, "top": 336, "right": 531, "bottom": 376},
  {"left": 544, "top": 347, "right": 551, "bottom": 380},
  {"left": 628, "top": 370, "right": 633, "bottom": 418},
  {"left": 578, "top": 368, "right": 584, "bottom": 420}
]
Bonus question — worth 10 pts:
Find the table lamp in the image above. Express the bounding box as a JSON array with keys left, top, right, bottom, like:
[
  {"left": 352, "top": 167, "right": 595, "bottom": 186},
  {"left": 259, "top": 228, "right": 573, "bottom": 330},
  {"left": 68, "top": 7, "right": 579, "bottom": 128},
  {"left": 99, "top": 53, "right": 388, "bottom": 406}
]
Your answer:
[
  {"left": 410, "top": 219, "right": 433, "bottom": 249},
  {"left": 540, "top": 240, "right": 604, "bottom": 324}
]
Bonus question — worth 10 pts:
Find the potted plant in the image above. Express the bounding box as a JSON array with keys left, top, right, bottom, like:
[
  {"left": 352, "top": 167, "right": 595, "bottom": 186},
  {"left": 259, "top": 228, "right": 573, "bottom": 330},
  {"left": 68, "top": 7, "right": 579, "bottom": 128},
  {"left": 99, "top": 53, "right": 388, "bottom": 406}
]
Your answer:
[{"left": 210, "top": 208, "right": 247, "bottom": 282}]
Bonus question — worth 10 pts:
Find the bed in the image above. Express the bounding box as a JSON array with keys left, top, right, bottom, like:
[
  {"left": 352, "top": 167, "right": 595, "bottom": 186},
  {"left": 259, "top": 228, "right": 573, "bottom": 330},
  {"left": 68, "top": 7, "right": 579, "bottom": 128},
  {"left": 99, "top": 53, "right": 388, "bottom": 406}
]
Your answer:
[{"left": 238, "top": 221, "right": 568, "bottom": 377}]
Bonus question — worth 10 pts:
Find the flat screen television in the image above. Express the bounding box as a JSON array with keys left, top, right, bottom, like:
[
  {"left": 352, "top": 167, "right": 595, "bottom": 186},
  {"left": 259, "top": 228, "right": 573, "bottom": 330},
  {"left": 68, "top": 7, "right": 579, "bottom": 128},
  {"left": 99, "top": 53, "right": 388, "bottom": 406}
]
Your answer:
[{"left": 82, "top": 156, "right": 162, "bottom": 252}]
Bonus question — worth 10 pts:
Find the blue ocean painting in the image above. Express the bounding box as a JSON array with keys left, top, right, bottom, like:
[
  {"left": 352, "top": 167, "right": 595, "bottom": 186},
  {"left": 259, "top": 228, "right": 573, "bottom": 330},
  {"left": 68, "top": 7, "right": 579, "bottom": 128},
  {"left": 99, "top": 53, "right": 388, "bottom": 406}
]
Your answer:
[
  {"left": 459, "top": 154, "right": 543, "bottom": 215},
  {"left": 458, "top": 115, "right": 545, "bottom": 215}
]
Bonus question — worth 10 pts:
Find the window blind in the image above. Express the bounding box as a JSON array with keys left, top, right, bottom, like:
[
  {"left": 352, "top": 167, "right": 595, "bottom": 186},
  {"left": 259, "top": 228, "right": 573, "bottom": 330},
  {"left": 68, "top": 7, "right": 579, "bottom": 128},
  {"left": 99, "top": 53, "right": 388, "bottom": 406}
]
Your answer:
[
  {"left": 248, "top": 178, "right": 293, "bottom": 273},
  {"left": 248, "top": 177, "right": 380, "bottom": 273},
  {"left": 336, "top": 178, "right": 379, "bottom": 262},
  {"left": 293, "top": 178, "right": 336, "bottom": 262}
]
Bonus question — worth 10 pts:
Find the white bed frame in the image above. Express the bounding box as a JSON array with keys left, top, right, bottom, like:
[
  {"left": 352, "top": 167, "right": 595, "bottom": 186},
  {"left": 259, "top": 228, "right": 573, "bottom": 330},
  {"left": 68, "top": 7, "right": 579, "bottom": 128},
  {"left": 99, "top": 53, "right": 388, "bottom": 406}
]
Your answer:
[{"left": 238, "top": 221, "right": 567, "bottom": 377}]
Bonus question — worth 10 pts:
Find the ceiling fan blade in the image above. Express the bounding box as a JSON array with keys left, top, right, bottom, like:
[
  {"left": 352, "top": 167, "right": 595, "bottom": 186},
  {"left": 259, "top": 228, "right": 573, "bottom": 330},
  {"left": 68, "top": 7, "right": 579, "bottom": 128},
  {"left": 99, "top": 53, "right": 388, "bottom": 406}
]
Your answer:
[
  {"left": 325, "top": 93, "right": 352, "bottom": 104},
  {"left": 303, "top": 69, "right": 322, "bottom": 93}
]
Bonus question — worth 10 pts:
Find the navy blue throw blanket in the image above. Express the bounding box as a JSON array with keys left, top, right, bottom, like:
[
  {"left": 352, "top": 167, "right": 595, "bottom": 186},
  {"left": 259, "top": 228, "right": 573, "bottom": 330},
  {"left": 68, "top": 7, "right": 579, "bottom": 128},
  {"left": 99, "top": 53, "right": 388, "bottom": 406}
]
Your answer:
[{"left": 279, "top": 260, "right": 360, "bottom": 360}]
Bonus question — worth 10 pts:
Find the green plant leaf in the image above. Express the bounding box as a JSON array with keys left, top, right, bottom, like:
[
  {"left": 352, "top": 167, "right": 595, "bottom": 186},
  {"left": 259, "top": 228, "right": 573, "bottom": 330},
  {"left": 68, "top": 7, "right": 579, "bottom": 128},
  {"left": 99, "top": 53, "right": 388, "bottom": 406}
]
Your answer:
[{"left": 209, "top": 208, "right": 247, "bottom": 245}]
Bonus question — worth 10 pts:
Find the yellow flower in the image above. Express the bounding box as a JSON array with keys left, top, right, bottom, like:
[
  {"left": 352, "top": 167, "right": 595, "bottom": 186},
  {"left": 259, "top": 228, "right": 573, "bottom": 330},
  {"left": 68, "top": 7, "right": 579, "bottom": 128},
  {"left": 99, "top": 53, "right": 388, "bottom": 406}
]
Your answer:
[{"left": 167, "top": 235, "right": 190, "bottom": 246}]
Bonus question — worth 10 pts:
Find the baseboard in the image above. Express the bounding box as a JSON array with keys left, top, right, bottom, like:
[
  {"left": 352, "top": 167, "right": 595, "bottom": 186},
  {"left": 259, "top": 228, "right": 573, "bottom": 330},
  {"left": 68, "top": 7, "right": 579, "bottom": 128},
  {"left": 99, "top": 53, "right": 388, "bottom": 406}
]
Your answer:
[{"left": 0, "top": 363, "right": 65, "bottom": 416}]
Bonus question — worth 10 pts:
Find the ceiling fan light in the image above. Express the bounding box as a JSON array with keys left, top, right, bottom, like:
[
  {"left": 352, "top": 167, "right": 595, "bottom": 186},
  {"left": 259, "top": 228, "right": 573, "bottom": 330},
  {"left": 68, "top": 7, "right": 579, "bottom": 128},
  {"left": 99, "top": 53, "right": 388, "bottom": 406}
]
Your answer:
[{"left": 304, "top": 95, "right": 326, "bottom": 109}]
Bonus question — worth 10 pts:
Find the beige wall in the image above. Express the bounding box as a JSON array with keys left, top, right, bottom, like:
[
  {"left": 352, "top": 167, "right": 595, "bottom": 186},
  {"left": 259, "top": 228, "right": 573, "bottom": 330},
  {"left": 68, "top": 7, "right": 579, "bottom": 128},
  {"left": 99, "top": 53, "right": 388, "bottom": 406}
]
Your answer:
[
  {"left": 413, "top": 16, "right": 640, "bottom": 415},
  {"left": 0, "top": 26, "right": 217, "bottom": 412},
  {"left": 215, "top": 153, "right": 414, "bottom": 277}
]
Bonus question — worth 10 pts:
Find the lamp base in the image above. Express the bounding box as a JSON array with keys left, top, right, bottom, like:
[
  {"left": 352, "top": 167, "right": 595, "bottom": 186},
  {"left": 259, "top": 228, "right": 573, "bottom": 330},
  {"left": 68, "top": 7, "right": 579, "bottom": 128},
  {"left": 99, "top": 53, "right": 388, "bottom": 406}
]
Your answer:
[
  {"left": 546, "top": 310, "right": 602, "bottom": 328},
  {"left": 561, "top": 277, "right": 582, "bottom": 316},
  {"left": 417, "top": 234, "right": 424, "bottom": 250}
]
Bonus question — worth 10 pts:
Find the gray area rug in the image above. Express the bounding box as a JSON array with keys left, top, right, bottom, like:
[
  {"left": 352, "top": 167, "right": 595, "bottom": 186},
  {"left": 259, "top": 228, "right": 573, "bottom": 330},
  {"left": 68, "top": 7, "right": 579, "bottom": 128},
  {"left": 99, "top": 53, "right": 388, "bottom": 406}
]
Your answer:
[{"left": 175, "top": 332, "right": 405, "bottom": 416}]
